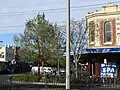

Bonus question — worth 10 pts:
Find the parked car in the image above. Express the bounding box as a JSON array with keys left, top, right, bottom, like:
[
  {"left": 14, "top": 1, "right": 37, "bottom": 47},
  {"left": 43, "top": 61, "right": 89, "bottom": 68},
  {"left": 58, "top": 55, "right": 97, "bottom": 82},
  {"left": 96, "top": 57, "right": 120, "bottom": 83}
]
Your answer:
[
  {"left": 0, "top": 67, "right": 12, "bottom": 74},
  {"left": 28, "top": 62, "right": 34, "bottom": 68},
  {"left": 52, "top": 68, "right": 65, "bottom": 75},
  {"left": 31, "top": 66, "right": 53, "bottom": 75},
  {"left": 10, "top": 60, "right": 31, "bottom": 73},
  {"left": 56, "top": 68, "right": 65, "bottom": 75},
  {"left": 0, "top": 62, "right": 12, "bottom": 74}
]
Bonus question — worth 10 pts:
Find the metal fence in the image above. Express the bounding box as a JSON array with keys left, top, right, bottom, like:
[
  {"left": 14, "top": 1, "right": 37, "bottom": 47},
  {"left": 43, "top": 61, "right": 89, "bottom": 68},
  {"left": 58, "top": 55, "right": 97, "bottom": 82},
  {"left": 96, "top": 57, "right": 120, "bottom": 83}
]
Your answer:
[
  {"left": 0, "top": 74, "right": 120, "bottom": 90},
  {"left": 1, "top": 84, "right": 120, "bottom": 90}
]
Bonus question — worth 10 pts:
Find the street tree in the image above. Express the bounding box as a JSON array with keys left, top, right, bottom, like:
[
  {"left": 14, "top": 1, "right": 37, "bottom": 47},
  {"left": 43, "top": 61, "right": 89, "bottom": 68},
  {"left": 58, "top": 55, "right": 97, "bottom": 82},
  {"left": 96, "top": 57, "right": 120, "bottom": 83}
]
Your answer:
[
  {"left": 13, "top": 13, "right": 65, "bottom": 69},
  {"left": 59, "top": 19, "right": 88, "bottom": 79}
]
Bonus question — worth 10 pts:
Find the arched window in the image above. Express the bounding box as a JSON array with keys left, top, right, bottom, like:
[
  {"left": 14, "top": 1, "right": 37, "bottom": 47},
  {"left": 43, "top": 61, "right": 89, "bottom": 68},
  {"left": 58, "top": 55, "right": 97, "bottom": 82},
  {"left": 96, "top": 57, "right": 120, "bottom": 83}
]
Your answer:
[
  {"left": 104, "top": 21, "right": 112, "bottom": 43},
  {"left": 89, "top": 21, "right": 95, "bottom": 42}
]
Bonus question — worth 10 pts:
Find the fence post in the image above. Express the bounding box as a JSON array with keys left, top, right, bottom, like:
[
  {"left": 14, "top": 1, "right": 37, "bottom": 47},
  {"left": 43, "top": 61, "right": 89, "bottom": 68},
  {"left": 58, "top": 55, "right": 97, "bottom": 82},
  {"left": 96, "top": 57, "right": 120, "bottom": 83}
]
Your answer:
[
  {"left": 9, "top": 76, "right": 12, "bottom": 90},
  {"left": 45, "top": 72, "right": 47, "bottom": 90}
]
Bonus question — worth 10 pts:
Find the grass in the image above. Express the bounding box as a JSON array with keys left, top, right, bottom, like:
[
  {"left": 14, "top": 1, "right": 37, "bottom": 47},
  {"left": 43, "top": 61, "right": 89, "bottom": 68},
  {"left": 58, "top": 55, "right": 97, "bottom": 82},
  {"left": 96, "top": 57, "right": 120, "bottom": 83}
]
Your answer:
[{"left": 11, "top": 74, "right": 65, "bottom": 83}]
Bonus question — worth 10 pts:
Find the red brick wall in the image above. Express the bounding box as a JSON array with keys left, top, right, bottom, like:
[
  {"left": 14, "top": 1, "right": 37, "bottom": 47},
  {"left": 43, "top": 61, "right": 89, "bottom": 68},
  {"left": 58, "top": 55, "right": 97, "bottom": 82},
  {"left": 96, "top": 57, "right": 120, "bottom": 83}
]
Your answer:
[
  {"left": 112, "top": 19, "right": 116, "bottom": 45},
  {"left": 100, "top": 19, "right": 116, "bottom": 46}
]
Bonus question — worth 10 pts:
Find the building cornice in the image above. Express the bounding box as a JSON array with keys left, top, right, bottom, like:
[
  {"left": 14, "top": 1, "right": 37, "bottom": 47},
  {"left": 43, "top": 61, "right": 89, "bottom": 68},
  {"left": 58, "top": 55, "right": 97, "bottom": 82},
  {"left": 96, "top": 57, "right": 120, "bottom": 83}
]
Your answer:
[{"left": 87, "top": 11, "right": 120, "bottom": 19}]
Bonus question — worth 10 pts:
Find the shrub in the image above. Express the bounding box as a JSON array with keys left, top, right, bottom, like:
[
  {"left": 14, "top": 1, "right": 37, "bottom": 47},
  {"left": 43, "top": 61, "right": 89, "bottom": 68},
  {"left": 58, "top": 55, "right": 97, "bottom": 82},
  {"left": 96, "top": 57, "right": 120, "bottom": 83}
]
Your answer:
[
  {"left": 11, "top": 74, "right": 65, "bottom": 83},
  {"left": 12, "top": 74, "right": 42, "bottom": 82}
]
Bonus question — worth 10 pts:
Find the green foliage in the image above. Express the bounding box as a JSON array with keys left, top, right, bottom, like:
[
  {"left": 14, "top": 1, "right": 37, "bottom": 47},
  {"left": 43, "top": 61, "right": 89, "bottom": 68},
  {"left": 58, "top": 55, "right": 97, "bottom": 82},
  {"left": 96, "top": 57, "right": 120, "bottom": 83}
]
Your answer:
[
  {"left": 13, "top": 13, "right": 65, "bottom": 67},
  {"left": 11, "top": 74, "right": 89, "bottom": 84},
  {"left": 59, "top": 19, "right": 88, "bottom": 79},
  {"left": 71, "top": 75, "right": 89, "bottom": 84},
  {"left": 12, "top": 74, "right": 42, "bottom": 82},
  {"left": 11, "top": 74, "right": 65, "bottom": 83}
]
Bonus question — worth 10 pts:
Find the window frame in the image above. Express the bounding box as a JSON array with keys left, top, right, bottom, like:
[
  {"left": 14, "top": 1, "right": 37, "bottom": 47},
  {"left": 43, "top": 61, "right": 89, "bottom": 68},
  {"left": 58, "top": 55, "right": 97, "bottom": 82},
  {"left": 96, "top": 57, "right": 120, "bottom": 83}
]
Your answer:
[
  {"left": 89, "top": 21, "right": 95, "bottom": 44},
  {"left": 104, "top": 21, "right": 112, "bottom": 44}
]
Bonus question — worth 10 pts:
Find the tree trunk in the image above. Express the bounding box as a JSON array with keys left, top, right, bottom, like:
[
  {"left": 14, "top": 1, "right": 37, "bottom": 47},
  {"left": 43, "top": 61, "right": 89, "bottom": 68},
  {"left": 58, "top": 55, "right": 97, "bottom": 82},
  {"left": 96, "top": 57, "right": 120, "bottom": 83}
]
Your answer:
[
  {"left": 38, "top": 61, "right": 40, "bottom": 75},
  {"left": 75, "top": 61, "right": 78, "bottom": 79},
  {"left": 37, "top": 41, "right": 41, "bottom": 75}
]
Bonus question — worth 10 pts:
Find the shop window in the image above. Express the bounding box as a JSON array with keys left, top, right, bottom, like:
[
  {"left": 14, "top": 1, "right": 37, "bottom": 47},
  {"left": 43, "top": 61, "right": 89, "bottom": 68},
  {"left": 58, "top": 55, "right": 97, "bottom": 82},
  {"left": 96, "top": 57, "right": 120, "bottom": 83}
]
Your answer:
[
  {"left": 117, "top": 33, "right": 120, "bottom": 45},
  {"left": 89, "top": 21, "right": 95, "bottom": 43},
  {"left": 1, "top": 52, "right": 4, "bottom": 54},
  {"left": 117, "top": 18, "right": 120, "bottom": 20},
  {"left": 104, "top": 21, "right": 112, "bottom": 43},
  {"left": 117, "top": 23, "right": 120, "bottom": 25}
]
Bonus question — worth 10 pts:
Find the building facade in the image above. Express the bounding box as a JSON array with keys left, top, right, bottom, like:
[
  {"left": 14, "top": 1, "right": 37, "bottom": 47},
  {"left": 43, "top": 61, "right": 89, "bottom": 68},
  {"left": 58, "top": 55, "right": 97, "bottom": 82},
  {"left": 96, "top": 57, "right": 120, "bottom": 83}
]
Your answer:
[
  {"left": 86, "top": 3, "right": 120, "bottom": 78},
  {"left": 87, "top": 3, "right": 120, "bottom": 47},
  {"left": 13, "top": 46, "right": 20, "bottom": 60},
  {"left": 0, "top": 44, "right": 14, "bottom": 62}
]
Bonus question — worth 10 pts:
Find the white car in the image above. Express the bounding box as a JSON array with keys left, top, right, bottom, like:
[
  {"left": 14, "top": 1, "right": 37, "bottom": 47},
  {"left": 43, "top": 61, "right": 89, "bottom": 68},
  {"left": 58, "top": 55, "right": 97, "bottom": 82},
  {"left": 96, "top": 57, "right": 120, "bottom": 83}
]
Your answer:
[{"left": 31, "top": 66, "right": 53, "bottom": 74}]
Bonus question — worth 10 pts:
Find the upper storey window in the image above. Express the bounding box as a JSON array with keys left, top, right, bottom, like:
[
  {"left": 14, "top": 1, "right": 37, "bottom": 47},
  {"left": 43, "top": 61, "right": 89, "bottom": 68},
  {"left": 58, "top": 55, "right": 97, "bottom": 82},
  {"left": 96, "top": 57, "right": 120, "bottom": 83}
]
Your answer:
[
  {"left": 104, "top": 21, "right": 112, "bottom": 43},
  {"left": 89, "top": 21, "right": 95, "bottom": 43}
]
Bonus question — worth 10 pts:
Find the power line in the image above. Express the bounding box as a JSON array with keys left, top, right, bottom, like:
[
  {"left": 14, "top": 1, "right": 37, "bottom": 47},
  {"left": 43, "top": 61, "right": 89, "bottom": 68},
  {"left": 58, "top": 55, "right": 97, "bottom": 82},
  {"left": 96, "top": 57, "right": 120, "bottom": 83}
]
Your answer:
[
  {"left": 0, "top": 1, "right": 120, "bottom": 28},
  {"left": 0, "top": 6, "right": 99, "bottom": 30},
  {"left": 3, "top": 0, "right": 120, "bottom": 9},
  {"left": 0, "top": 1, "right": 120, "bottom": 16},
  {"left": 0, "top": 6, "right": 104, "bottom": 29},
  {"left": 0, "top": 25, "right": 24, "bottom": 28},
  {"left": 0, "top": 6, "right": 102, "bottom": 17},
  {"left": 0, "top": 21, "right": 66, "bottom": 28}
]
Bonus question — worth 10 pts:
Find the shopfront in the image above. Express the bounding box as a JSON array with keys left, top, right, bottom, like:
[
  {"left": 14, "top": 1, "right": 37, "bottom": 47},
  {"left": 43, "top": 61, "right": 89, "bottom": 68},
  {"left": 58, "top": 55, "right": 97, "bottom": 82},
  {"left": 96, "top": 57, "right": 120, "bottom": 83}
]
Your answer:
[{"left": 84, "top": 47, "right": 120, "bottom": 78}]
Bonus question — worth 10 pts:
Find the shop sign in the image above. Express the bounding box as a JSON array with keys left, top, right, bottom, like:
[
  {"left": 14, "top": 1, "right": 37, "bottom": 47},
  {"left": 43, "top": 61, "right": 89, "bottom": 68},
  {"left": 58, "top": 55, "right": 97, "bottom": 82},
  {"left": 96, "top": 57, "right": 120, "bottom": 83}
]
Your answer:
[{"left": 100, "top": 64, "right": 117, "bottom": 78}]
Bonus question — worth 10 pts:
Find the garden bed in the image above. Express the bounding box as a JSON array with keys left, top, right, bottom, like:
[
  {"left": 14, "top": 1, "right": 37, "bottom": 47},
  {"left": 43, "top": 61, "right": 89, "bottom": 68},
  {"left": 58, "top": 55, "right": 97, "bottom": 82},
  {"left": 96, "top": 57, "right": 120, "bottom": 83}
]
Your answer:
[{"left": 11, "top": 74, "right": 65, "bottom": 83}]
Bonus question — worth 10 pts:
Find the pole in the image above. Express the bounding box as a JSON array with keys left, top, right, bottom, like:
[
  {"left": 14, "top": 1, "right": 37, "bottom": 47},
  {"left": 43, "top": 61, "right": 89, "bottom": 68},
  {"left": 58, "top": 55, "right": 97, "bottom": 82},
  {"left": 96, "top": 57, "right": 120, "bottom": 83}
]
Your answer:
[
  {"left": 58, "top": 59, "right": 60, "bottom": 75},
  {"left": 91, "top": 63, "right": 93, "bottom": 76},
  {"left": 104, "top": 59, "right": 107, "bottom": 83},
  {"left": 66, "top": 0, "right": 70, "bottom": 90}
]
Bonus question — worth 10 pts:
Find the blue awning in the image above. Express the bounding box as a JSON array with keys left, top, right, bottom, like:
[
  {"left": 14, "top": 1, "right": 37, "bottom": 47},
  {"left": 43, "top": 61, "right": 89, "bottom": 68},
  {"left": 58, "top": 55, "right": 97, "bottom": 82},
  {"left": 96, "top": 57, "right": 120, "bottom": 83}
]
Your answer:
[
  {"left": 63, "top": 47, "right": 120, "bottom": 56},
  {"left": 85, "top": 47, "right": 120, "bottom": 53}
]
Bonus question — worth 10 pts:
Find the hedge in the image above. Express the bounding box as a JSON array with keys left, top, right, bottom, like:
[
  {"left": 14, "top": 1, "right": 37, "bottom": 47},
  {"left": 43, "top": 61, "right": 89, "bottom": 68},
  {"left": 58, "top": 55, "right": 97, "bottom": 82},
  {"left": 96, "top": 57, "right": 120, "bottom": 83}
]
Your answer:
[{"left": 11, "top": 74, "right": 65, "bottom": 83}]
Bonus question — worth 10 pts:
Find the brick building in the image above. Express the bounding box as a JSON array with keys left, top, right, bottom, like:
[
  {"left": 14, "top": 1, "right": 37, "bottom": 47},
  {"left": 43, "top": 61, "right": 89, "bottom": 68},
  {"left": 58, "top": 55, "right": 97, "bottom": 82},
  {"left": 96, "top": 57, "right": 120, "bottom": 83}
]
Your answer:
[{"left": 86, "top": 3, "right": 120, "bottom": 78}]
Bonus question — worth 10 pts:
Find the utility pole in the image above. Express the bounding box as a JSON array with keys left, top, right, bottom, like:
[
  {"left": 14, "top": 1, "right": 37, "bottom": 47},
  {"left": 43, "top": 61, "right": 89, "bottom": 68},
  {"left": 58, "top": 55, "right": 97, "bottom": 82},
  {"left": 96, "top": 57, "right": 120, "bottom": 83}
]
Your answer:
[{"left": 66, "top": 0, "right": 70, "bottom": 90}]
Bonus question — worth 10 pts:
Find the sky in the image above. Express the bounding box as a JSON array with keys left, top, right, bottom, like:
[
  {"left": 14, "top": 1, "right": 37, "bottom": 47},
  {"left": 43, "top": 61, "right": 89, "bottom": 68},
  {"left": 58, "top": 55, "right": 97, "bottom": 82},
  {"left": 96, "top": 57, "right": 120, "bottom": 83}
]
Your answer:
[{"left": 0, "top": 0, "right": 119, "bottom": 45}]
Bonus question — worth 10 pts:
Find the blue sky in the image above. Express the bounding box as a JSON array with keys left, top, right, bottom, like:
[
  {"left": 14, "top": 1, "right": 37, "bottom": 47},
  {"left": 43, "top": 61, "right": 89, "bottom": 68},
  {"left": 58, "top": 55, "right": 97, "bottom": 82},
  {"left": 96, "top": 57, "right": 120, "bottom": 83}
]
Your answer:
[{"left": 0, "top": 0, "right": 119, "bottom": 45}]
